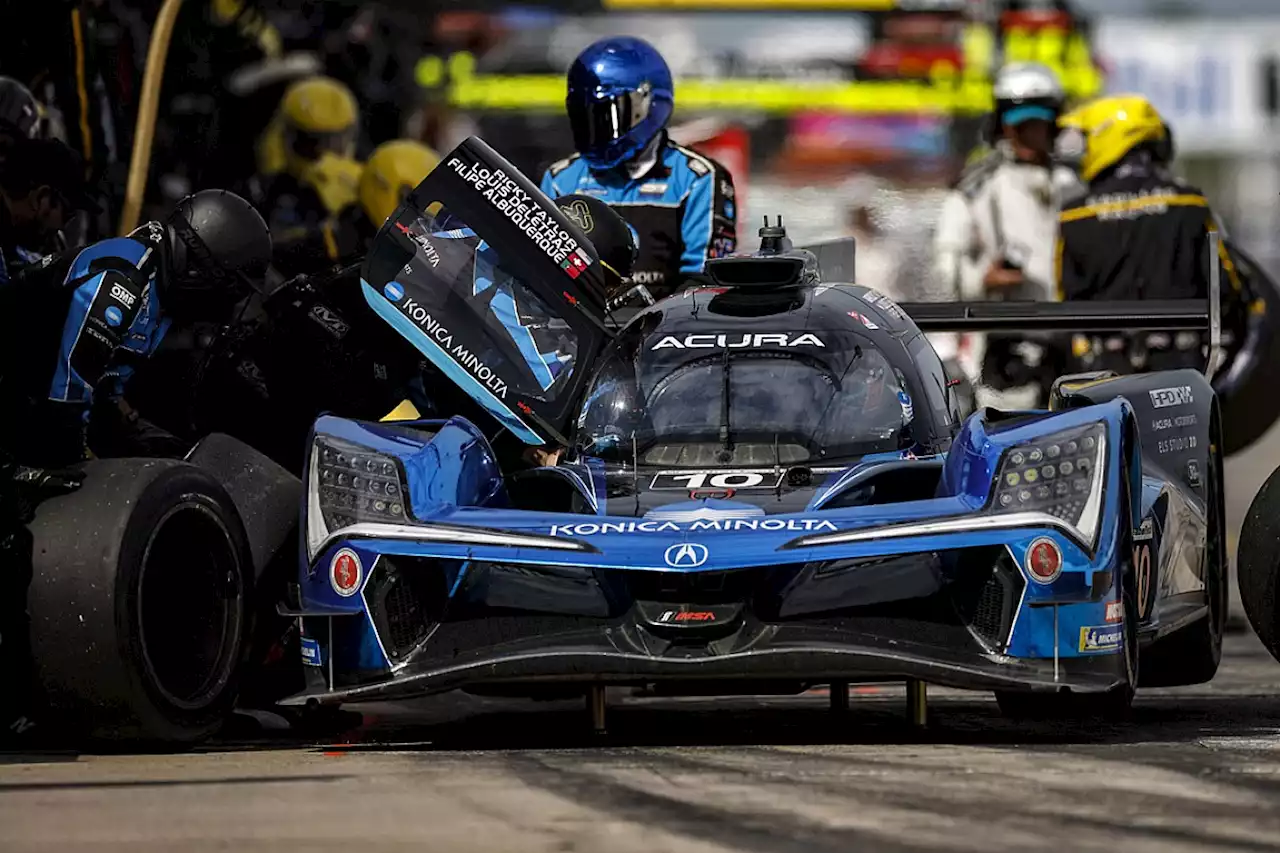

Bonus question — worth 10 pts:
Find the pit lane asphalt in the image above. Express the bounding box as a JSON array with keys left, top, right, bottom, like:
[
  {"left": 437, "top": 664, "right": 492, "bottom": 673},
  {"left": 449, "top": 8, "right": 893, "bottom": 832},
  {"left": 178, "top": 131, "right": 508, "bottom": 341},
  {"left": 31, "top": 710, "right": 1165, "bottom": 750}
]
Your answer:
[{"left": 3, "top": 429, "right": 1280, "bottom": 852}]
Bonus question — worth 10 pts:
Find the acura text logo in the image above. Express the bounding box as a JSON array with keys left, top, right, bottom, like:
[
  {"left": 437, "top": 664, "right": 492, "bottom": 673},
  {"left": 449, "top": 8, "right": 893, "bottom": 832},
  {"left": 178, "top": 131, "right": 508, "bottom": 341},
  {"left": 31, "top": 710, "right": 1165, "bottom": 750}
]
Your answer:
[{"left": 664, "top": 543, "right": 709, "bottom": 568}]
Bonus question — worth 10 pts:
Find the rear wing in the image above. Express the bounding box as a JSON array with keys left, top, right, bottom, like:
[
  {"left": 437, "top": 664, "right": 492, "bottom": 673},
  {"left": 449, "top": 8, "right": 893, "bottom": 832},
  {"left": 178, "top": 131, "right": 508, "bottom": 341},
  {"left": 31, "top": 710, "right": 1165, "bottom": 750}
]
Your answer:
[
  {"left": 903, "top": 231, "right": 1225, "bottom": 380},
  {"left": 899, "top": 299, "right": 1209, "bottom": 332}
]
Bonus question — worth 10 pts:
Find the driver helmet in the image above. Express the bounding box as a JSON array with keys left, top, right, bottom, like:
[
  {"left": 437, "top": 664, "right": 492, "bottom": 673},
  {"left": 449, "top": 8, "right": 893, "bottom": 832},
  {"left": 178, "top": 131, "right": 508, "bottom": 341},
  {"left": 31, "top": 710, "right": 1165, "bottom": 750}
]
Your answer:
[
  {"left": 554, "top": 193, "right": 638, "bottom": 296},
  {"left": 277, "top": 76, "right": 359, "bottom": 180},
  {"left": 992, "top": 62, "right": 1065, "bottom": 138},
  {"left": 163, "top": 189, "right": 272, "bottom": 320},
  {"left": 358, "top": 139, "right": 440, "bottom": 228},
  {"left": 566, "top": 36, "right": 674, "bottom": 172}
]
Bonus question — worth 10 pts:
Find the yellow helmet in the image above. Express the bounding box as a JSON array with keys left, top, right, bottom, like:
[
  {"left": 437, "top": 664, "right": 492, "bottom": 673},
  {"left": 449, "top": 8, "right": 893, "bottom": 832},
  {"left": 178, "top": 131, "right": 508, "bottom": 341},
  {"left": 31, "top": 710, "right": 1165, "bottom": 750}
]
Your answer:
[
  {"left": 302, "top": 152, "right": 364, "bottom": 216},
  {"left": 278, "top": 76, "right": 359, "bottom": 179},
  {"left": 1058, "top": 94, "right": 1167, "bottom": 182},
  {"left": 358, "top": 140, "right": 441, "bottom": 227}
]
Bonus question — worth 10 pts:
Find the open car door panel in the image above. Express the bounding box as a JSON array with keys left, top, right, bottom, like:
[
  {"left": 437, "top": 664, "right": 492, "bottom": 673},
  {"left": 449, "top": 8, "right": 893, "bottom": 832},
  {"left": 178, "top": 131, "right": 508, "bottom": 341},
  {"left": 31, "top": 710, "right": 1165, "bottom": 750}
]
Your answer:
[{"left": 360, "top": 136, "right": 612, "bottom": 447}]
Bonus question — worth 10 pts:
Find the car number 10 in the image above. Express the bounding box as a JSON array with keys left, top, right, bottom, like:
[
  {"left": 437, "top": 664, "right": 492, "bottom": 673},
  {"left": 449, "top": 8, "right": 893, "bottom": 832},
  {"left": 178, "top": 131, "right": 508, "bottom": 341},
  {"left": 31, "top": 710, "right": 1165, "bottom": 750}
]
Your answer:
[{"left": 650, "top": 471, "right": 781, "bottom": 491}]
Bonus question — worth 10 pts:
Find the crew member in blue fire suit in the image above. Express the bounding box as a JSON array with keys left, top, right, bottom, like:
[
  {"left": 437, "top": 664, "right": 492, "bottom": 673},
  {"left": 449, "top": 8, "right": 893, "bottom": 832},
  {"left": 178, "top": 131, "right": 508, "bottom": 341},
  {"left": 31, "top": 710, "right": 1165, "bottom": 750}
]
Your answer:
[
  {"left": 540, "top": 36, "right": 736, "bottom": 302},
  {"left": 0, "top": 189, "right": 271, "bottom": 741},
  {"left": 0, "top": 190, "right": 272, "bottom": 469}
]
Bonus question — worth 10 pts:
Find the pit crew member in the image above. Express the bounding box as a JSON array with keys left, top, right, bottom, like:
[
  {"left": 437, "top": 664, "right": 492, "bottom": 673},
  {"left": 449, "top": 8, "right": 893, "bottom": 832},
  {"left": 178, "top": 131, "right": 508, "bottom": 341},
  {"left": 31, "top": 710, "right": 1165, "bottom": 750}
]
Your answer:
[
  {"left": 1057, "top": 94, "right": 1247, "bottom": 374},
  {"left": 0, "top": 189, "right": 272, "bottom": 469},
  {"left": 540, "top": 36, "right": 736, "bottom": 301},
  {"left": 0, "top": 137, "right": 95, "bottom": 282},
  {"left": 250, "top": 76, "right": 362, "bottom": 232},
  {"left": 273, "top": 139, "right": 440, "bottom": 277},
  {"left": 932, "top": 62, "right": 1079, "bottom": 406}
]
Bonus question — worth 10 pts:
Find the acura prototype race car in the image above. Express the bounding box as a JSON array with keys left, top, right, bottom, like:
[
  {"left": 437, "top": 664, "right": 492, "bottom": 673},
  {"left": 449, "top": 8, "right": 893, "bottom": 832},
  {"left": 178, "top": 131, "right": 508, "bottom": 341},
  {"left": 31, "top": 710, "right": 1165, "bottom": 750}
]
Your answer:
[{"left": 276, "top": 137, "right": 1227, "bottom": 726}]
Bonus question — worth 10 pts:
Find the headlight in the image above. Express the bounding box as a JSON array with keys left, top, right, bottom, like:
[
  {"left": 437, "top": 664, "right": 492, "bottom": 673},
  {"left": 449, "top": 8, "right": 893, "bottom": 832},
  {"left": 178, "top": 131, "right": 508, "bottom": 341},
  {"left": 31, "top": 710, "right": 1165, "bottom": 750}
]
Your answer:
[
  {"left": 990, "top": 421, "right": 1107, "bottom": 547},
  {"left": 304, "top": 431, "right": 599, "bottom": 562},
  {"left": 307, "top": 434, "right": 408, "bottom": 561}
]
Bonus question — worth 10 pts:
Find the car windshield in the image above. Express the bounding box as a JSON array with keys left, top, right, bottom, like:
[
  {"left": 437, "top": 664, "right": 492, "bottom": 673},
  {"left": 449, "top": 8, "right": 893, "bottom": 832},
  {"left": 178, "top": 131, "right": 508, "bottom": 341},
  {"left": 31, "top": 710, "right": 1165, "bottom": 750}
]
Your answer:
[
  {"left": 362, "top": 203, "right": 582, "bottom": 410},
  {"left": 575, "top": 325, "right": 915, "bottom": 466}
]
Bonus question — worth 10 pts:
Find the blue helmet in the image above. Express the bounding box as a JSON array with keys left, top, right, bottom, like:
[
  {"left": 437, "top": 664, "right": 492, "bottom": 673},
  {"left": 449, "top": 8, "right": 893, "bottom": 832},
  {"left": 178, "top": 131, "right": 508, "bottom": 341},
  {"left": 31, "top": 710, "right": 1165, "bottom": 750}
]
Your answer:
[{"left": 566, "top": 36, "right": 674, "bottom": 172}]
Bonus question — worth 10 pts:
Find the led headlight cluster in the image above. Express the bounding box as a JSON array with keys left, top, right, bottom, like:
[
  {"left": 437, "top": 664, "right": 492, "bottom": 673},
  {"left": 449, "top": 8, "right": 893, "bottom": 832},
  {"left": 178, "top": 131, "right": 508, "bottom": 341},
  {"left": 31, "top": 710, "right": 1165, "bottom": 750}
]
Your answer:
[
  {"left": 308, "top": 434, "right": 408, "bottom": 558},
  {"left": 991, "top": 421, "right": 1107, "bottom": 545}
]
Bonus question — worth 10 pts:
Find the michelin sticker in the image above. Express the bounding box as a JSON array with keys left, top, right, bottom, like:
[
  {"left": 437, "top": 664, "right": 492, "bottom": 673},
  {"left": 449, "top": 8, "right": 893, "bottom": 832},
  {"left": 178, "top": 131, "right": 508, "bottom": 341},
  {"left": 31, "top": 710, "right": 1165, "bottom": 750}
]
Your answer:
[
  {"left": 445, "top": 155, "right": 591, "bottom": 272},
  {"left": 300, "top": 636, "right": 323, "bottom": 667},
  {"left": 1079, "top": 624, "right": 1123, "bottom": 653}
]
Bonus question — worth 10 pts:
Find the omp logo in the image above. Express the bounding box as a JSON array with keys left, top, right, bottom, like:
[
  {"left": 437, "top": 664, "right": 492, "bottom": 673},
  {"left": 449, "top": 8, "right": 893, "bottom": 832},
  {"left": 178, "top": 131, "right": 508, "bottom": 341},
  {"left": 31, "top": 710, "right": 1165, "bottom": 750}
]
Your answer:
[
  {"left": 664, "top": 543, "right": 709, "bottom": 568},
  {"left": 109, "top": 282, "right": 137, "bottom": 308},
  {"left": 1149, "top": 386, "right": 1193, "bottom": 409},
  {"left": 651, "top": 333, "right": 826, "bottom": 351}
]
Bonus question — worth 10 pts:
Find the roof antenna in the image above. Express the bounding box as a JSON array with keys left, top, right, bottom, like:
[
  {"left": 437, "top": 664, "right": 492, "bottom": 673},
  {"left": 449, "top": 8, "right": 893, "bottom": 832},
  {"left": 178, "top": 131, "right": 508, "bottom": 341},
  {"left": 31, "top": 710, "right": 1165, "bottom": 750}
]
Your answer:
[{"left": 759, "top": 215, "right": 791, "bottom": 256}]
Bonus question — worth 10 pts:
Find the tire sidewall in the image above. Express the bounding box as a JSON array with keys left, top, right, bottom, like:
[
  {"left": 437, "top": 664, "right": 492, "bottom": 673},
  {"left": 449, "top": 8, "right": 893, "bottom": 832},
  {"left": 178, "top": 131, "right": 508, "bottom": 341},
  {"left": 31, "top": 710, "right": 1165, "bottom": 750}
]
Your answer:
[
  {"left": 111, "top": 467, "right": 254, "bottom": 743},
  {"left": 1237, "top": 443, "right": 1280, "bottom": 659}
]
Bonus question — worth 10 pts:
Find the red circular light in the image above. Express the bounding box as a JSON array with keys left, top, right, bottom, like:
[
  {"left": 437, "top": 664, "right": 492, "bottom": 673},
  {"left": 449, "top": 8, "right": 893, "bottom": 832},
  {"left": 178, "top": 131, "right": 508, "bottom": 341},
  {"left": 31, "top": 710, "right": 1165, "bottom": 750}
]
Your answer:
[
  {"left": 1026, "top": 538, "right": 1063, "bottom": 583},
  {"left": 330, "top": 548, "right": 363, "bottom": 597}
]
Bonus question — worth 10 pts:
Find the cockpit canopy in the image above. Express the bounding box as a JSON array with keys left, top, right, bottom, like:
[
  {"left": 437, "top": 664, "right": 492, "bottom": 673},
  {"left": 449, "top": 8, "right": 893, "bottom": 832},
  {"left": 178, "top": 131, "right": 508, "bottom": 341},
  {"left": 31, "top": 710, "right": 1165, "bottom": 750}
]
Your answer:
[{"left": 576, "top": 319, "right": 940, "bottom": 467}]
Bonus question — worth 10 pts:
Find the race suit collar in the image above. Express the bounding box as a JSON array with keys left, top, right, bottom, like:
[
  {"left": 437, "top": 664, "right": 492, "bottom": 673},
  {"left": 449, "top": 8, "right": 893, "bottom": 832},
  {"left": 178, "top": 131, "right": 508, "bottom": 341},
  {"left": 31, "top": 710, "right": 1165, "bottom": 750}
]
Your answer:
[{"left": 622, "top": 132, "right": 667, "bottom": 181}]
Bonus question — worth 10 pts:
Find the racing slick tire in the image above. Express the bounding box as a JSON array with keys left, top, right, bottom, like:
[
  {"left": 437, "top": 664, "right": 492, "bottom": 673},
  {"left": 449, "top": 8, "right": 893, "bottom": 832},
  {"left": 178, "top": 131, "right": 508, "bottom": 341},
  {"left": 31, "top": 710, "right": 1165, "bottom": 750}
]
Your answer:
[
  {"left": 1238, "top": 459, "right": 1280, "bottom": 663},
  {"left": 1138, "top": 421, "right": 1227, "bottom": 686},
  {"left": 25, "top": 458, "right": 253, "bottom": 745}
]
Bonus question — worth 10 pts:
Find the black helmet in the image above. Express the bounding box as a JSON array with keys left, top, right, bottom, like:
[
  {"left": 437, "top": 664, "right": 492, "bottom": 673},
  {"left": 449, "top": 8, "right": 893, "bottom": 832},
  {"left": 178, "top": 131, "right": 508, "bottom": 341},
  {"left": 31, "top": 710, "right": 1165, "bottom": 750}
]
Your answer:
[
  {"left": 164, "top": 189, "right": 272, "bottom": 320},
  {"left": 0, "top": 77, "right": 42, "bottom": 139},
  {"left": 554, "top": 194, "right": 637, "bottom": 292}
]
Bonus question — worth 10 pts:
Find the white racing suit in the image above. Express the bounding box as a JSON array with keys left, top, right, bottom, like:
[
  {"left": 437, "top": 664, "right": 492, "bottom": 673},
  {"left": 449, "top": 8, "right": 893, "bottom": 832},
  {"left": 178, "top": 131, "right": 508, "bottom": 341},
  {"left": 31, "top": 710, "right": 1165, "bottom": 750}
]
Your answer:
[{"left": 933, "top": 148, "right": 1084, "bottom": 409}]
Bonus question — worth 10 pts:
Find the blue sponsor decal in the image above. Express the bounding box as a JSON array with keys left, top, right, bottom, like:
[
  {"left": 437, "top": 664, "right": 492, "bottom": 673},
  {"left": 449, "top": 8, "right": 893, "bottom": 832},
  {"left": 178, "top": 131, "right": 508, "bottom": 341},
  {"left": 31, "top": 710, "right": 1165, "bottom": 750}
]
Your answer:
[
  {"left": 1078, "top": 624, "right": 1123, "bottom": 653},
  {"left": 300, "top": 635, "right": 323, "bottom": 667},
  {"left": 104, "top": 305, "right": 123, "bottom": 327},
  {"left": 384, "top": 281, "right": 404, "bottom": 302},
  {"left": 723, "top": 201, "right": 735, "bottom": 218}
]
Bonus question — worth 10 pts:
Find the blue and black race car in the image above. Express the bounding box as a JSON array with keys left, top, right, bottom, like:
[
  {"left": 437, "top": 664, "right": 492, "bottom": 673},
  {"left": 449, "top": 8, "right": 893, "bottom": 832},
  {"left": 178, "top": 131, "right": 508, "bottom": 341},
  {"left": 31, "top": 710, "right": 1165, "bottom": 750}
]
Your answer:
[{"left": 280, "top": 137, "right": 1227, "bottom": 725}]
